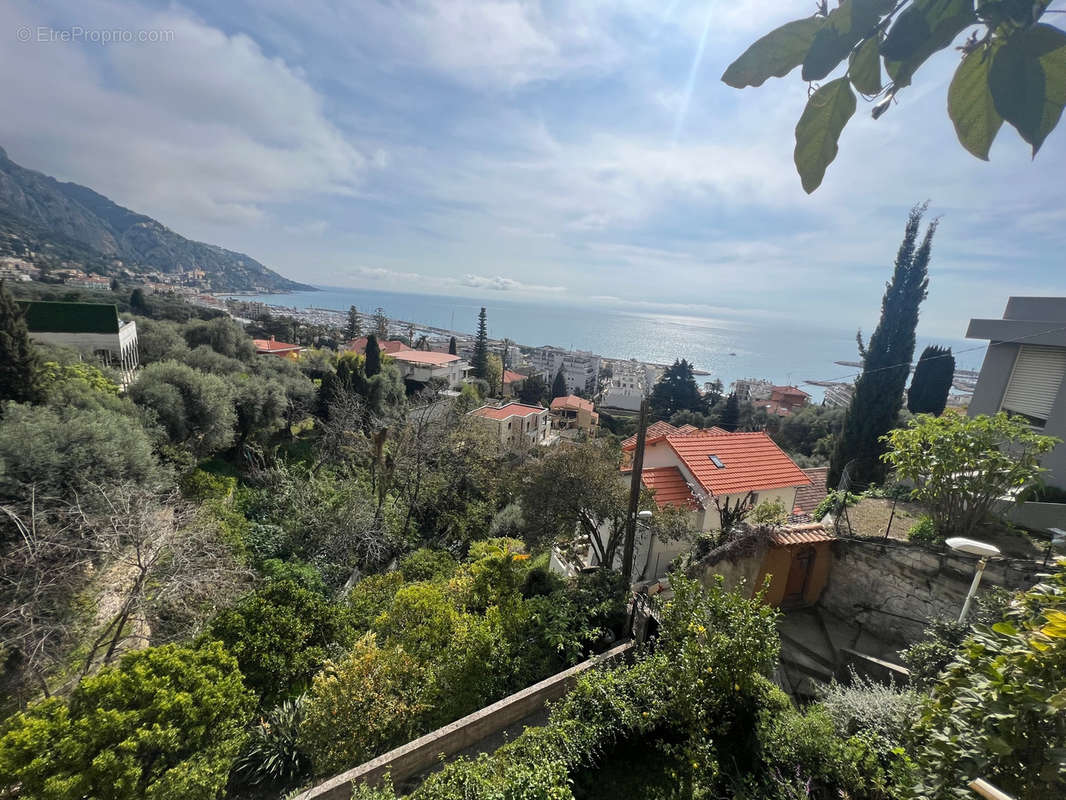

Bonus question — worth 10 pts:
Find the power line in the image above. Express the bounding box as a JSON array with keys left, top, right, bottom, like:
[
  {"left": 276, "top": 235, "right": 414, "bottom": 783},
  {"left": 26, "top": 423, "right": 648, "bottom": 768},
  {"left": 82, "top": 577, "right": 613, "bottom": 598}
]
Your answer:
[{"left": 806, "top": 323, "right": 1066, "bottom": 388}]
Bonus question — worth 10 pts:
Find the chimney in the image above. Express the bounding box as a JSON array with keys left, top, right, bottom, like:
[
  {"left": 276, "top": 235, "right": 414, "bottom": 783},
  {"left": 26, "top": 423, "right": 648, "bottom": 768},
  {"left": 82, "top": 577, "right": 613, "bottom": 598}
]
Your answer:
[{"left": 269, "top": 335, "right": 275, "bottom": 341}]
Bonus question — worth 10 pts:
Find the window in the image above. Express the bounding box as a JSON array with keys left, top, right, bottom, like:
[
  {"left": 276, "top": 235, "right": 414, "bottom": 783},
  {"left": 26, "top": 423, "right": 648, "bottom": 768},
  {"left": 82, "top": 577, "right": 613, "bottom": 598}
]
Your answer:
[
  {"left": 708, "top": 454, "right": 725, "bottom": 469},
  {"left": 1001, "top": 345, "right": 1066, "bottom": 428}
]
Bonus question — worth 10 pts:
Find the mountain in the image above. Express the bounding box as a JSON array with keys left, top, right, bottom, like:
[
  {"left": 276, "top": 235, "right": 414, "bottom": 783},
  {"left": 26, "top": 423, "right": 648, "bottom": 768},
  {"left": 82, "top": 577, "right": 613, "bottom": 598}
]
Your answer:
[{"left": 0, "top": 146, "right": 313, "bottom": 292}]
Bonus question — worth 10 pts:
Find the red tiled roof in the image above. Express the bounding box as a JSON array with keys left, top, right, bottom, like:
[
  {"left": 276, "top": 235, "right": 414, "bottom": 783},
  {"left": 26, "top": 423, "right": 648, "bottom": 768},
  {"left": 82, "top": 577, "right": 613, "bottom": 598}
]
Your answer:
[
  {"left": 392, "top": 350, "right": 460, "bottom": 366},
  {"left": 794, "top": 467, "right": 829, "bottom": 515},
  {"left": 551, "top": 395, "right": 594, "bottom": 413},
  {"left": 676, "top": 424, "right": 698, "bottom": 434},
  {"left": 640, "top": 466, "right": 698, "bottom": 509},
  {"left": 348, "top": 337, "right": 410, "bottom": 355},
  {"left": 253, "top": 337, "right": 301, "bottom": 353},
  {"left": 621, "top": 420, "right": 678, "bottom": 450},
  {"left": 665, "top": 431, "right": 811, "bottom": 496},
  {"left": 470, "top": 403, "right": 545, "bottom": 421},
  {"left": 772, "top": 385, "right": 810, "bottom": 397},
  {"left": 502, "top": 370, "right": 525, "bottom": 384},
  {"left": 769, "top": 523, "right": 835, "bottom": 546},
  {"left": 707, "top": 426, "right": 728, "bottom": 434}
]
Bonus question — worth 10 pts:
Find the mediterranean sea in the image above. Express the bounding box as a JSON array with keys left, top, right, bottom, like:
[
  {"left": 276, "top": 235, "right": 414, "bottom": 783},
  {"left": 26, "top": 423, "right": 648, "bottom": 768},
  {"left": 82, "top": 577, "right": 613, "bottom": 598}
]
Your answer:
[{"left": 227, "top": 287, "right": 979, "bottom": 399}]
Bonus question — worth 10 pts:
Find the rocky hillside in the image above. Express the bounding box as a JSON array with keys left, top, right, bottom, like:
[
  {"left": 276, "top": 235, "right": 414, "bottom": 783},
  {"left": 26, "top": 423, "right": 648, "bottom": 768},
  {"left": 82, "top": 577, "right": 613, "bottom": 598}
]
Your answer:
[{"left": 0, "top": 146, "right": 313, "bottom": 292}]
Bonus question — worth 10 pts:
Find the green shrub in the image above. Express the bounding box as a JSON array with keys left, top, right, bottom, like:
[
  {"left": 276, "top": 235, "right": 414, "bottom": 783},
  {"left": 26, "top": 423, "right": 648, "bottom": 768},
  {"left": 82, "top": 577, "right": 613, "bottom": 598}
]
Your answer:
[
  {"left": 179, "top": 468, "right": 237, "bottom": 501},
  {"left": 299, "top": 634, "right": 431, "bottom": 777},
  {"left": 347, "top": 571, "right": 406, "bottom": 631},
  {"left": 206, "top": 580, "right": 353, "bottom": 704},
  {"left": 0, "top": 642, "right": 253, "bottom": 800},
  {"left": 1018, "top": 484, "right": 1066, "bottom": 504},
  {"left": 230, "top": 696, "right": 312, "bottom": 791},
  {"left": 819, "top": 670, "right": 921, "bottom": 749},
  {"left": 813, "top": 490, "right": 860, "bottom": 520},
  {"left": 399, "top": 547, "right": 459, "bottom": 582},
  {"left": 907, "top": 515, "right": 942, "bottom": 547}
]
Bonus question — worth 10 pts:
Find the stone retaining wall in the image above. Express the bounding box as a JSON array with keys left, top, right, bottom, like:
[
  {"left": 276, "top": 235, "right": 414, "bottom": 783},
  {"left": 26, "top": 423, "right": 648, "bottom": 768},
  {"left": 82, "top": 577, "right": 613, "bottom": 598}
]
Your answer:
[
  {"left": 294, "top": 640, "right": 634, "bottom": 800},
  {"left": 820, "top": 538, "right": 1043, "bottom": 644}
]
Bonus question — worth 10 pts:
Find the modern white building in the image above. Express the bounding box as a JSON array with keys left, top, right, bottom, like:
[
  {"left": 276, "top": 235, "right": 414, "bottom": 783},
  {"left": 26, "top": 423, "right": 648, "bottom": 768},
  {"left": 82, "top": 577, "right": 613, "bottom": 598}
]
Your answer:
[
  {"left": 529, "top": 346, "right": 601, "bottom": 394},
  {"left": 19, "top": 300, "right": 139, "bottom": 382},
  {"left": 602, "top": 361, "right": 647, "bottom": 411},
  {"left": 730, "top": 378, "right": 774, "bottom": 404}
]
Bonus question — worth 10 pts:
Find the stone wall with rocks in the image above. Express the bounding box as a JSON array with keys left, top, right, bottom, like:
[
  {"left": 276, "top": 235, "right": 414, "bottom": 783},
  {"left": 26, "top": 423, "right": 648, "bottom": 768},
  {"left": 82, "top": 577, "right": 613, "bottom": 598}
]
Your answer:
[{"left": 820, "top": 538, "right": 1044, "bottom": 645}]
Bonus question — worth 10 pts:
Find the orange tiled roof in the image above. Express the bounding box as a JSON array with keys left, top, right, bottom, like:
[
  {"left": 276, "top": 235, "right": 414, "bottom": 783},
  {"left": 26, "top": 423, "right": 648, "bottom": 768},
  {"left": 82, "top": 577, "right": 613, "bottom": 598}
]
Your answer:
[
  {"left": 665, "top": 431, "right": 811, "bottom": 496},
  {"left": 794, "top": 467, "right": 829, "bottom": 515},
  {"left": 772, "top": 385, "right": 810, "bottom": 397},
  {"left": 391, "top": 350, "right": 460, "bottom": 366},
  {"left": 253, "top": 337, "right": 301, "bottom": 353},
  {"left": 471, "top": 403, "right": 545, "bottom": 421},
  {"left": 676, "top": 424, "right": 698, "bottom": 434},
  {"left": 551, "top": 395, "right": 594, "bottom": 413},
  {"left": 769, "top": 522, "right": 834, "bottom": 546},
  {"left": 348, "top": 337, "right": 410, "bottom": 355},
  {"left": 502, "top": 370, "right": 526, "bottom": 384},
  {"left": 621, "top": 420, "right": 678, "bottom": 450},
  {"left": 640, "top": 466, "right": 698, "bottom": 509}
]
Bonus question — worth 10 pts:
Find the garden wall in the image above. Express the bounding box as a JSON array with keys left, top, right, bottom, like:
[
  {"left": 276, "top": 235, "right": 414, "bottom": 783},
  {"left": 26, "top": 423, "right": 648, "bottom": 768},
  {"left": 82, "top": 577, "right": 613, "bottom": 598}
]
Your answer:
[
  {"left": 820, "top": 538, "right": 1044, "bottom": 644},
  {"left": 294, "top": 640, "right": 634, "bottom": 800}
]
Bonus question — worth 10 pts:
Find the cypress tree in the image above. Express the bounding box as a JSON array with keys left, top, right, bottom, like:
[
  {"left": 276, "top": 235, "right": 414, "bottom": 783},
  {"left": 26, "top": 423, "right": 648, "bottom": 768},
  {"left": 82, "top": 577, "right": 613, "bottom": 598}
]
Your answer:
[
  {"left": 908, "top": 345, "right": 955, "bottom": 416},
  {"left": 448, "top": 336, "right": 457, "bottom": 356},
  {"left": 0, "top": 280, "right": 41, "bottom": 406},
  {"left": 364, "top": 333, "right": 382, "bottom": 377},
  {"left": 720, "top": 393, "right": 741, "bottom": 432},
  {"left": 551, "top": 367, "right": 568, "bottom": 399},
  {"left": 472, "top": 307, "right": 489, "bottom": 379},
  {"left": 829, "top": 204, "right": 937, "bottom": 487},
  {"left": 650, "top": 359, "right": 704, "bottom": 419},
  {"left": 129, "top": 288, "right": 147, "bottom": 312}
]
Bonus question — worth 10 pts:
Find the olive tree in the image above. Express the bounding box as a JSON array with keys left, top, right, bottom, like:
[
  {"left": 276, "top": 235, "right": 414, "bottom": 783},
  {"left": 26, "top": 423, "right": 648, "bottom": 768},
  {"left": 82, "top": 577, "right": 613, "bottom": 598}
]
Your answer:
[
  {"left": 129, "top": 361, "right": 236, "bottom": 458},
  {"left": 723, "top": 2, "right": 1066, "bottom": 192},
  {"left": 882, "top": 412, "right": 1060, "bottom": 537}
]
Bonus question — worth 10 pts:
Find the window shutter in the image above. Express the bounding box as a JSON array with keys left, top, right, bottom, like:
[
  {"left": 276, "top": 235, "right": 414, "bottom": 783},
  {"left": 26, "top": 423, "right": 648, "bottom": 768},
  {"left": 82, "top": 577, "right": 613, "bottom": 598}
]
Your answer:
[{"left": 1001, "top": 345, "right": 1066, "bottom": 424}]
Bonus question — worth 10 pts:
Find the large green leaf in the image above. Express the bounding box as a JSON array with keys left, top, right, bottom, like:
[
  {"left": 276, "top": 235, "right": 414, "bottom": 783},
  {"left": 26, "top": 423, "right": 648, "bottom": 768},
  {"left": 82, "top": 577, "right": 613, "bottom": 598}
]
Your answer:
[
  {"left": 849, "top": 34, "right": 883, "bottom": 94},
  {"left": 990, "top": 23, "right": 1066, "bottom": 154},
  {"left": 794, "top": 77, "right": 857, "bottom": 193},
  {"left": 948, "top": 45, "right": 1003, "bottom": 160},
  {"left": 722, "top": 17, "right": 826, "bottom": 88},
  {"left": 803, "top": 0, "right": 893, "bottom": 82},
  {"left": 882, "top": 0, "right": 977, "bottom": 86}
]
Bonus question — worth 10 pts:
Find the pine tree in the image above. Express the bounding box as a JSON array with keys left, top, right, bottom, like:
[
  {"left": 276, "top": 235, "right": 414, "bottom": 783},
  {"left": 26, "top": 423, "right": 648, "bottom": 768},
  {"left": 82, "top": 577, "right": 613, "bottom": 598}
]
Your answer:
[
  {"left": 829, "top": 204, "right": 937, "bottom": 487},
  {"left": 649, "top": 359, "right": 704, "bottom": 419},
  {"left": 364, "top": 333, "right": 382, "bottom": 378},
  {"left": 346, "top": 306, "right": 362, "bottom": 339},
  {"left": 0, "top": 280, "right": 41, "bottom": 407},
  {"left": 472, "top": 307, "right": 489, "bottom": 379},
  {"left": 373, "top": 307, "right": 388, "bottom": 339},
  {"left": 448, "top": 336, "right": 457, "bottom": 356},
  {"left": 908, "top": 345, "right": 955, "bottom": 416},
  {"left": 720, "top": 393, "right": 741, "bottom": 432},
  {"left": 551, "top": 367, "right": 568, "bottom": 399}
]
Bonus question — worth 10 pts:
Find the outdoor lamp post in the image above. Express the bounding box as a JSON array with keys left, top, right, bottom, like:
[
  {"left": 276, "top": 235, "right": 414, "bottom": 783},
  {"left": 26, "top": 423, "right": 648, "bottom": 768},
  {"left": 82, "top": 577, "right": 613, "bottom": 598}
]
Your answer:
[{"left": 945, "top": 537, "right": 1001, "bottom": 623}]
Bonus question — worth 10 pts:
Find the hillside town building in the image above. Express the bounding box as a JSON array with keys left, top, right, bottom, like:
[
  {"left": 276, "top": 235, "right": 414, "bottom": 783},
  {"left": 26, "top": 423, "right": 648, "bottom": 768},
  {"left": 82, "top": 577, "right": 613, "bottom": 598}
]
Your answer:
[
  {"left": 550, "top": 394, "right": 598, "bottom": 436},
  {"left": 469, "top": 402, "right": 552, "bottom": 452}
]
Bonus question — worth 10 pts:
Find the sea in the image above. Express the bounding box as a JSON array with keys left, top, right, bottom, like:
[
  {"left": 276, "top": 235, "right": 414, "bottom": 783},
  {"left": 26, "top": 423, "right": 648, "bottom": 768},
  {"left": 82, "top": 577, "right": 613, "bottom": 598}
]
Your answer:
[{"left": 225, "top": 286, "right": 980, "bottom": 400}]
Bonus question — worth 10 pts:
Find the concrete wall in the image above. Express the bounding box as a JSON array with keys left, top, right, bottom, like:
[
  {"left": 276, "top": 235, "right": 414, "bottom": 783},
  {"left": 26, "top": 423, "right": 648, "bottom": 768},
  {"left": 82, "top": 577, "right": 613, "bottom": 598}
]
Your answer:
[
  {"left": 994, "top": 500, "right": 1066, "bottom": 532},
  {"left": 295, "top": 641, "right": 634, "bottom": 800},
  {"left": 819, "top": 538, "right": 1043, "bottom": 645}
]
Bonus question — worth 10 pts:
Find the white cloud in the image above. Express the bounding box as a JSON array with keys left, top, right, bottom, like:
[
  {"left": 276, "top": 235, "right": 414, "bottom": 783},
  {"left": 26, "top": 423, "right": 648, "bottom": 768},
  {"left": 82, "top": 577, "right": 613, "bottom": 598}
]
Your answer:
[
  {"left": 0, "top": 0, "right": 368, "bottom": 235},
  {"left": 460, "top": 273, "right": 565, "bottom": 292}
]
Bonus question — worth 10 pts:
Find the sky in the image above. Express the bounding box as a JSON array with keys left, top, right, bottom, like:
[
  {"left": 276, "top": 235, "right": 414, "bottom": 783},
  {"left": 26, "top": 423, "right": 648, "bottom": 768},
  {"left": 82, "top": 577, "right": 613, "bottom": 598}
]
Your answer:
[{"left": 1, "top": 0, "right": 1064, "bottom": 340}]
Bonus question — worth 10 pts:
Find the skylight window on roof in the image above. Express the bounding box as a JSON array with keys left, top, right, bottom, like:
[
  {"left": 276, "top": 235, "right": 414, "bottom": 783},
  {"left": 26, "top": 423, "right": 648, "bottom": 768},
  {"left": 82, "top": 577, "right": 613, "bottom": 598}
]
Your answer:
[{"left": 708, "top": 455, "right": 725, "bottom": 469}]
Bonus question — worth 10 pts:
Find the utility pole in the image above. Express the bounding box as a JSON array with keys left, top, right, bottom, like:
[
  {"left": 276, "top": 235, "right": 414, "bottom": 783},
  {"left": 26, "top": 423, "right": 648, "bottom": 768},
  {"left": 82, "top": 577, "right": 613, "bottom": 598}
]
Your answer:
[{"left": 622, "top": 398, "right": 649, "bottom": 585}]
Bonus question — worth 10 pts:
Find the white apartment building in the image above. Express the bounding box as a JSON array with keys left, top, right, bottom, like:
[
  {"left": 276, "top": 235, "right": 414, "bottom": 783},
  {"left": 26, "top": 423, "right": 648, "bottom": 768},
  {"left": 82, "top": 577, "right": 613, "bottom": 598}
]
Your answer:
[
  {"left": 730, "top": 378, "right": 774, "bottom": 403},
  {"left": 529, "top": 346, "right": 601, "bottom": 394},
  {"left": 602, "top": 361, "right": 647, "bottom": 411}
]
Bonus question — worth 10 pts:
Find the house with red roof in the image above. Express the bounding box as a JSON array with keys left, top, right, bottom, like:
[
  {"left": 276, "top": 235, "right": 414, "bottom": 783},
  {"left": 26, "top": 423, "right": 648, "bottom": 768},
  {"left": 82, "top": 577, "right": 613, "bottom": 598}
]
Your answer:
[
  {"left": 550, "top": 394, "right": 598, "bottom": 436},
  {"left": 347, "top": 337, "right": 469, "bottom": 388},
  {"left": 501, "top": 369, "right": 526, "bottom": 398},
  {"left": 470, "top": 402, "right": 552, "bottom": 453},
  {"left": 253, "top": 335, "right": 302, "bottom": 359},
  {"left": 611, "top": 428, "right": 812, "bottom": 579}
]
